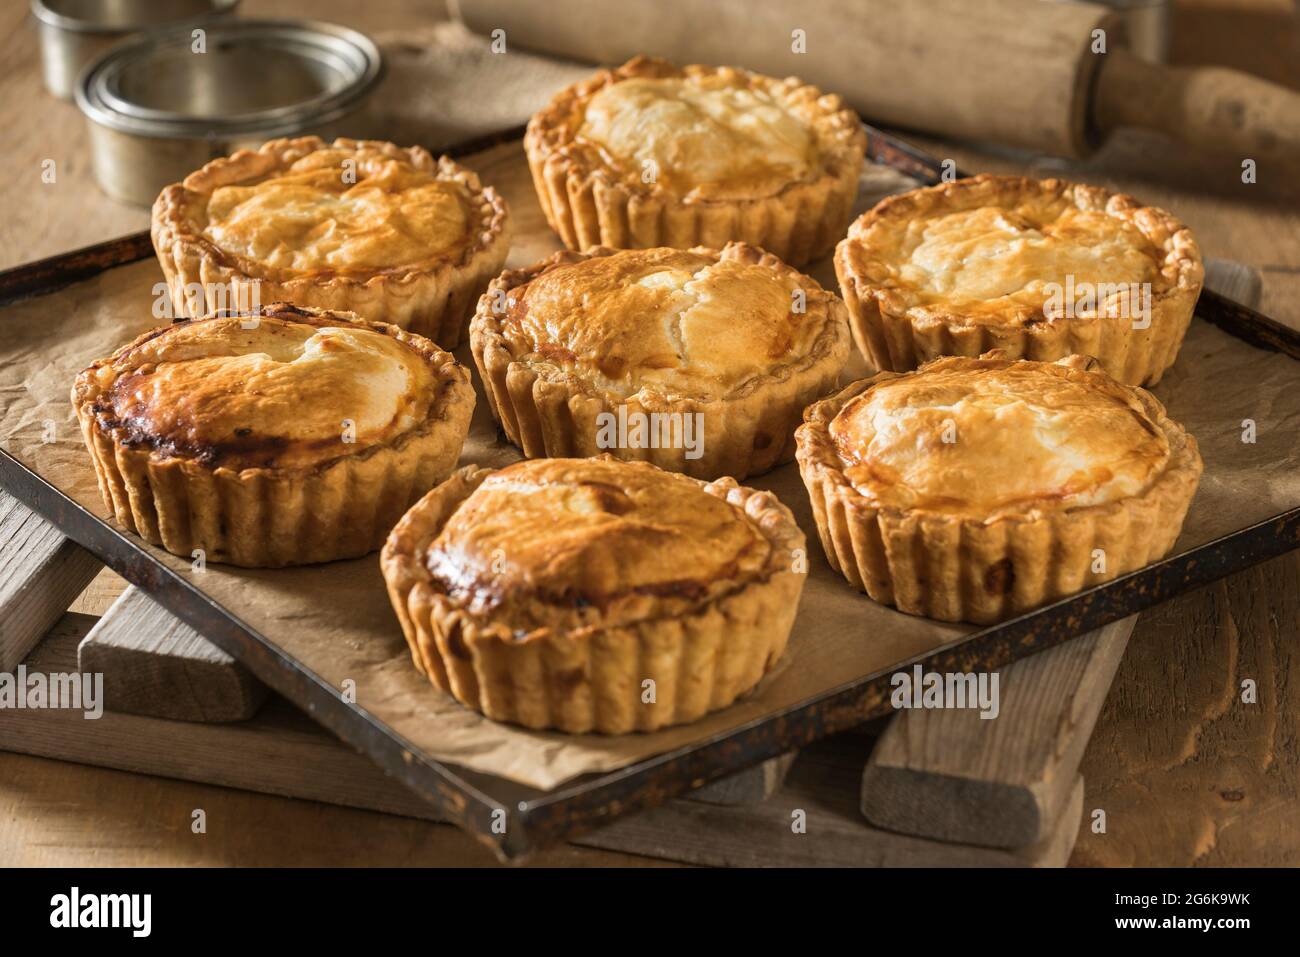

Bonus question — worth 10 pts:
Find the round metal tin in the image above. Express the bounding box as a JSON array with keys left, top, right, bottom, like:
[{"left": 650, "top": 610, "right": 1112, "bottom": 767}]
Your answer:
[
  {"left": 74, "top": 19, "right": 384, "bottom": 205},
  {"left": 31, "top": 0, "right": 240, "bottom": 99}
]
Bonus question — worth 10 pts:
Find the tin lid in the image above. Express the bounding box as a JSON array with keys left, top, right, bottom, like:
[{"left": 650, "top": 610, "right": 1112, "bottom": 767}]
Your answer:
[
  {"left": 31, "top": 0, "right": 239, "bottom": 35},
  {"left": 75, "top": 19, "right": 384, "bottom": 139}
]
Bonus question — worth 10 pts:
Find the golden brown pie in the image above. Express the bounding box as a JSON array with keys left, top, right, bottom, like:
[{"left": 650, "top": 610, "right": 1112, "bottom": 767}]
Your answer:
[
  {"left": 525, "top": 56, "right": 866, "bottom": 267},
  {"left": 470, "top": 242, "right": 850, "bottom": 480},
  {"left": 151, "top": 136, "right": 510, "bottom": 348},
  {"left": 381, "top": 456, "right": 807, "bottom": 733},
  {"left": 796, "top": 352, "right": 1202, "bottom": 623},
  {"left": 71, "top": 303, "right": 475, "bottom": 568},
  {"left": 834, "top": 175, "right": 1204, "bottom": 385}
]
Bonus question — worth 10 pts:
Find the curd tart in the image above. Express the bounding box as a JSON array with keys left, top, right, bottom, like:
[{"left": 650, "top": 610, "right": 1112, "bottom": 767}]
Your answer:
[
  {"left": 834, "top": 175, "right": 1204, "bottom": 385},
  {"left": 151, "top": 136, "right": 510, "bottom": 348},
  {"left": 525, "top": 56, "right": 866, "bottom": 267},
  {"left": 72, "top": 303, "right": 475, "bottom": 567},
  {"left": 470, "top": 242, "right": 850, "bottom": 480},
  {"left": 381, "top": 456, "right": 807, "bottom": 733},
  {"left": 796, "top": 352, "right": 1202, "bottom": 623}
]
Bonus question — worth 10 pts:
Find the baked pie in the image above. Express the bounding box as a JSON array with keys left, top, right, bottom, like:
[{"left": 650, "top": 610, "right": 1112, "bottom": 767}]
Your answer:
[
  {"left": 525, "top": 56, "right": 866, "bottom": 267},
  {"left": 796, "top": 352, "right": 1202, "bottom": 623},
  {"left": 834, "top": 175, "right": 1204, "bottom": 385},
  {"left": 72, "top": 303, "right": 475, "bottom": 567},
  {"left": 470, "top": 242, "right": 850, "bottom": 480},
  {"left": 381, "top": 456, "right": 807, "bottom": 733},
  {"left": 151, "top": 136, "right": 510, "bottom": 348}
]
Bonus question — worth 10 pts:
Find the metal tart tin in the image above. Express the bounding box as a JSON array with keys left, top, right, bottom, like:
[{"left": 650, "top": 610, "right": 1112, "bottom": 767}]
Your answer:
[
  {"left": 74, "top": 19, "right": 384, "bottom": 206},
  {"left": 31, "top": 0, "right": 240, "bottom": 100}
]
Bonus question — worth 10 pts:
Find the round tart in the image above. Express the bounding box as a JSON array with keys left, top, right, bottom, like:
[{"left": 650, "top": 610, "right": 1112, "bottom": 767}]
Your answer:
[
  {"left": 834, "top": 175, "right": 1204, "bottom": 385},
  {"left": 151, "top": 136, "right": 510, "bottom": 348},
  {"left": 381, "top": 456, "right": 807, "bottom": 733},
  {"left": 71, "top": 303, "right": 476, "bottom": 568},
  {"left": 470, "top": 242, "right": 850, "bottom": 480},
  {"left": 525, "top": 56, "right": 866, "bottom": 267},
  {"left": 795, "top": 352, "right": 1202, "bottom": 624}
]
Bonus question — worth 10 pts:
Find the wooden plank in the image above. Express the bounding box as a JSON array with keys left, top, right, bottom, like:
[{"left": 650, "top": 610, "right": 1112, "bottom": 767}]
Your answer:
[
  {"left": 68, "top": 567, "right": 132, "bottom": 617},
  {"left": 692, "top": 751, "right": 797, "bottom": 805},
  {"left": 861, "top": 617, "right": 1133, "bottom": 848},
  {"left": 0, "top": 618, "right": 1078, "bottom": 866},
  {"left": 78, "top": 586, "right": 268, "bottom": 723},
  {"left": 592, "top": 746, "right": 1084, "bottom": 868},
  {"left": 0, "top": 750, "right": 680, "bottom": 868},
  {"left": 6, "top": 617, "right": 445, "bottom": 819},
  {"left": 0, "top": 491, "right": 102, "bottom": 671}
]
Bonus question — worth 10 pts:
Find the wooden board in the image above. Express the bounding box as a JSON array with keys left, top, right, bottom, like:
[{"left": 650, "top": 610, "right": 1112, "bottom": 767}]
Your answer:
[
  {"left": 0, "top": 491, "right": 102, "bottom": 671},
  {"left": 692, "top": 751, "right": 798, "bottom": 806},
  {"left": 1072, "top": 548, "right": 1300, "bottom": 866},
  {"left": 861, "top": 618, "right": 1132, "bottom": 848},
  {"left": 0, "top": 615, "right": 1079, "bottom": 866},
  {"left": 78, "top": 585, "right": 267, "bottom": 723},
  {"left": 596, "top": 763, "right": 1083, "bottom": 868}
]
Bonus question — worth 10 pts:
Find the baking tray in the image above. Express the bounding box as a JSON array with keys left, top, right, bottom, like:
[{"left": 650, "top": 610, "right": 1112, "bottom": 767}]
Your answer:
[{"left": 2, "top": 126, "right": 1298, "bottom": 860}]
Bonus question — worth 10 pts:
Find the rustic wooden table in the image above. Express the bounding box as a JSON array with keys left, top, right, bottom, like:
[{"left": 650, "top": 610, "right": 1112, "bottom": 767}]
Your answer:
[{"left": 1, "top": 0, "right": 1296, "bottom": 866}]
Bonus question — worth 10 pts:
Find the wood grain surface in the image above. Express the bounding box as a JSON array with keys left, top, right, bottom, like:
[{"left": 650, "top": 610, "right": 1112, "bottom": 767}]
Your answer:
[
  {"left": 0, "top": 491, "right": 102, "bottom": 671},
  {"left": 79, "top": 586, "right": 268, "bottom": 723},
  {"left": 861, "top": 619, "right": 1134, "bottom": 849},
  {"left": 1, "top": 0, "right": 1297, "bottom": 867}
]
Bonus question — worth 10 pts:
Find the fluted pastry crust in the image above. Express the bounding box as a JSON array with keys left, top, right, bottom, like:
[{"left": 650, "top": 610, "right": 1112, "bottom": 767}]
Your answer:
[
  {"left": 524, "top": 56, "right": 866, "bottom": 267},
  {"left": 71, "top": 303, "right": 475, "bottom": 567},
  {"left": 470, "top": 243, "right": 850, "bottom": 480},
  {"left": 381, "top": 456, "right": 807, "bottom": 733},
  {"left": 151, "top": 137, "right": 511, "bottom": 348},
  {"left": 834, "top": 175, "right": 1204, "bottom": 385},
  {"left": 796, "top": 352, "right": 1202, "bottom": 623}
]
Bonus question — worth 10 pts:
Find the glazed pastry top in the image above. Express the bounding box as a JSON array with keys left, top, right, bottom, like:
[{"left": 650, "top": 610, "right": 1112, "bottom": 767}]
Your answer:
[
  {"left": 424, "top": 457, "right": 776, "bottom": 629},
  {"left": 199, "top": 145, "right": 477, "bottom": 274},
  {"left": 79, "top": 307, "right": 460, "bottom": 471},
  {"left": 827, "top": 356, "right": 1172, "bottom": 519},
  {"left": 494, "top": 244, "right": 845, "bottom": 399},
  {"left": 837, "top": 175, "right": 1201, "bottom": 324},
  {"left": 527, "top": 56, "right": 866, "bottom": 204},
  {"left": 881, "top": 204, "right": 1156, "bottom": 317},
  {"left": 578, "top": 75, "right": 816, "bottom": 200}
]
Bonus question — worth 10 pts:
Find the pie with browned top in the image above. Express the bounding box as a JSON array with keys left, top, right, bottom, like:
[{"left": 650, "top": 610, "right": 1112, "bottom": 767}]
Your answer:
[
  {"left": 381, "top": 455, "right": 807, "bottom": 733},
  {"left": 470, "top": 242, "right": 850, "bottom": 480},
  {"left": 71, "top": 303, "right": 475, "bottom": 567},
  {"left": 525, "top": 56, "right": 866, "bottom": 266},
  {"left": 834, "top": 175, "right": 1204, "bottom": 385},
  {"left": 151, "top": 136, "right": 510, "bottom": 348},
  {"left": 796, "top": 351, "right": 1202, "bottom": 623}
]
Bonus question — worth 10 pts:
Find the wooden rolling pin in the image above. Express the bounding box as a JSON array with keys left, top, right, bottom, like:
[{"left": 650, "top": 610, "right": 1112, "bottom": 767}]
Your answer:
[{"left": 451, "top": 0, "right": 1300, "bottom": 170}]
